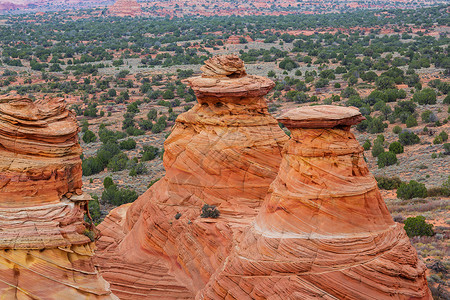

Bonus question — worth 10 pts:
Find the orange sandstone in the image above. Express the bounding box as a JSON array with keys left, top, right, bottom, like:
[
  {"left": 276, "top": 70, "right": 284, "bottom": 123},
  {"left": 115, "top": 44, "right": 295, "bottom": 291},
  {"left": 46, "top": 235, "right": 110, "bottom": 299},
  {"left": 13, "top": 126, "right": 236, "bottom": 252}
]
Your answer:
[
  {"left": 94, "top": 55, "right": 288, "bottom": 299},
  {"left": 108, "top": 0, "right": 142, "bottom": 17},
  {"left": 198, "top": 105, "right": 431, "bottom": 300},
  {"left": 0, "top": 95, "right": 117, "bottom": 299}
]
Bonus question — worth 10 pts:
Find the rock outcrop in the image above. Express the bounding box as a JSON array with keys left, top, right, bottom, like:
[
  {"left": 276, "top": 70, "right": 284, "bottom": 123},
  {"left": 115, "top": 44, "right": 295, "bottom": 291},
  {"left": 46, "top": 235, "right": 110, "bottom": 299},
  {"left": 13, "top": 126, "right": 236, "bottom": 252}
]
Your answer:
[
  {"left": 108, "top": 0, "right": 142, "bottom": 17},
  {"left": 0, "top": 95, "right": 117, "bottom": 299},
  {"left": 198, "top": 105, "right": 431, "bottom": 299},
  {"left": 94, "top": 55, "right": 288, "bottom": 299}
]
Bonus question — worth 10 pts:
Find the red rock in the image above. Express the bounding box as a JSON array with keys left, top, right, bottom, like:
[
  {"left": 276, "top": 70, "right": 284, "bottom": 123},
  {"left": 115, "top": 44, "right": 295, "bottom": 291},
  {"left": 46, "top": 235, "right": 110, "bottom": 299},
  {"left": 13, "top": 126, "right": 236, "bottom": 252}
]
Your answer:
[
  {"left": 198, "top": 105, "right": 431, "bottom": 300},
  {"left": 0, "top": 95, "right": 117, "bottom": 299},
  {"left": 108, "top": 0, "right": 142, "bottom": 17},
  {"left": 94, "top": 55, "right": 288, "bottom": 299}
]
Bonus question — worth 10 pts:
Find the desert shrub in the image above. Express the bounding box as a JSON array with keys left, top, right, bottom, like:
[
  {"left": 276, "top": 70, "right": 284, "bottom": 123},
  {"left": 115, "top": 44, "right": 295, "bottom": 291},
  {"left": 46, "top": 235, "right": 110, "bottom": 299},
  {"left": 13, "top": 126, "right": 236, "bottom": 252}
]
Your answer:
[
  {"left": 200, "top": 204, "right": 220, "bottom": 218},
  {"left": 147, "top": 178, "right": 160, "bottom": 188},
  {"left": 147, "top": 109, "right": 157, "bottom": 120},
  {"left": 399, "top": 130, "right": 420, "bottom": 145},
  {"left": 151, "top": 116, "right": 167, "bottom": 133},
  {"left": 393, "top": 125, "right": 402, "bottom": 134},
  {"left": 82, "top": 130, "right": 97, "bottom": 144},
  {"left": 389, "top": 141, "right": 404, "bottom": 154},
  {"left": 434, "top": 136, "right": 443, "bottom": 144},
  {"left": 375, "top": 176, "right": 402, "bottom": 190},
  {"left": 444, "top": 94, "right": 450, "bottom": 104},
  {"left": 119, "top": 138, "right": 137, "bottom": 150},
  {"left": 363, "top": 140, "right": 371, "bottom": 151},
  {"left": 102, "top": 184, "right": 138, "bottom": 206},
  {"left": 82, "top": 157, "right": 103, "bottom": 176},
  {"left": 438, "top": 131, "right": 448, "bottom": 142},
  {"left": 98, "top": 125, "right": 126, "bottom": 144},
  {"left": 412, "top": 88, "right": 436, "bottom": 105},
  {"left": 129, "top": 162, "right": 148, "bottom": 176},
  {"left": 141, "top": 146, "right": 159, "bottom": 161},
  {"left": 88, "top": 196, "right": 102, "bottom": 225},
  {"left": 397, "top": 180, "right": 427, "bottom": 200},
  {"left": 421, "top": 110, "right": 437, "bottom": 123},
  {"left": 103, "top": 177, "right": 114, "bottom": 189},
  {"left": 371, "top": 142, "right": 384, "bottom": 157},
  {"left": 444, "top": 143, "right": 450, "bottom": 155},
  {"left": 377, "top": 151, "right": 397, "bottom": 168},
  {"left": 403, "top": 216, "right": 434, "bottom": 237},
  {"left": 107, "top": 153, "right": 128, "bottom": 172},
  {"left": 126, "top": 126, "right": 145, "bottom": 136},
  {"left": 405, "top": 115, "right": 417, "bottom": 128},
  {"left": 441, "top": 176, "right": 450, "bottom": 196}
]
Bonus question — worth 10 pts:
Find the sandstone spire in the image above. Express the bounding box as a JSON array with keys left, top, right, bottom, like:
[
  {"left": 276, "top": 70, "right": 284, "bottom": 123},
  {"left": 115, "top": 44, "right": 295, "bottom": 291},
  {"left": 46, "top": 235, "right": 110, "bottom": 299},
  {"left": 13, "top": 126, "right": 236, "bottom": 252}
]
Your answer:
[
  {"left": 198, "top": 105, "right": 432, "bottom": 299},
  {"left": 0, "top": 95, "right": 117, "bottom": 299},
  {"left": 94, "top": 54, "right": 288, "bottom": 299}
]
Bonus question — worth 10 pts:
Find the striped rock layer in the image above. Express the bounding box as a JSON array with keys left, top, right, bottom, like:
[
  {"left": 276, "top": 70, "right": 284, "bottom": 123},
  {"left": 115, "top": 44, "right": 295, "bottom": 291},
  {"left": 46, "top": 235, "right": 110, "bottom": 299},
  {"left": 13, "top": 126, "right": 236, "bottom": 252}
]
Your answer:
[
  {"left": 94, "top": 55, "right": 288, "bottom": 299},
  {"left": 197, "top": 105, "right": 431, "bottom": 300},
  {"left": 0, "top": 95, "right": 116, "bottom": 299}
]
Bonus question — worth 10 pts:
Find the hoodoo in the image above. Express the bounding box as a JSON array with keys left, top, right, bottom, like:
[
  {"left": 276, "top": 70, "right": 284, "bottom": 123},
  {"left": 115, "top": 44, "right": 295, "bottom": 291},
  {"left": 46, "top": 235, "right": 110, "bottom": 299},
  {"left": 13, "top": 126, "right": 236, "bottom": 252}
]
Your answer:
[
  {"left": 0, "top": 95, "right": 116, "bottom": 299},
  {"left": 94, "top": 55, "right": 288, "bottom": 298},
  {"left": 198, "top": 105, "right": 431, "bottom": 299}
]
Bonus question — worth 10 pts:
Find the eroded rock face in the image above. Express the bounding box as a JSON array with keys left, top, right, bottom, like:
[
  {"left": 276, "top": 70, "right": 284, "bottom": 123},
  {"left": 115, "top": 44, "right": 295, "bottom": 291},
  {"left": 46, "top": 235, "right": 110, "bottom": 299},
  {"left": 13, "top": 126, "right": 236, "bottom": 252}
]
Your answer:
[
  {"left": 94, "top": 55, "right": 288, "bottom": 299},
  {"left": 108, "top": 0, "right": 142, "bottom": 17},
  {"left": 198, "top": 105, "right": 431, "bottom": 300},
  {"left": 0, "top": 95, "right": 117, "bottom": 299}
]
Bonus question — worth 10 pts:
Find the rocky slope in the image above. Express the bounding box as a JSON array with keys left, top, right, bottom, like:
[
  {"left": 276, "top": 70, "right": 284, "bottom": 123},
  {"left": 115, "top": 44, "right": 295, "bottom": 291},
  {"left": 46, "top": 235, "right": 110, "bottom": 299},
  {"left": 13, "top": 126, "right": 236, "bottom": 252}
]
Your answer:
[
  {"left": 108, "top": 0, "right": 142, "bottom": 17},
  {"left": 0, "top": 95, "right": 116, "bottom": 299},
  {"left": 94, "top": 55, "right": 288, "bottom": 298},
  {"left": 198, "top": 105, "right": 432, "bottom": 299}
]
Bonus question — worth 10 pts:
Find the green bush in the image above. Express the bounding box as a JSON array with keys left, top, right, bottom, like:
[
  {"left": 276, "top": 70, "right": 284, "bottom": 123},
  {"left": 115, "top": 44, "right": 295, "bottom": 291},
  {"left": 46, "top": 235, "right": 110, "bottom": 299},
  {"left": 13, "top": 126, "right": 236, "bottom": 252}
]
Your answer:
[
  {"left": 392, "top": 125, "right": 402, "bottom": 134},
  {"left": 103, "top": 177, "right": 114, "bottom": 189},
  {"left": 371, "top": 142, "right": 384, "bottom": 157},
  {"left": 438, "top": 131, "right": 448, "bottom": 142},
  {"left": 444, "top": 143, "right": 450, "bottom": 155},
  {"left": 107, "top": 153, "right": 128, "bottom": 172},
  {"left": 377, "top": 151, "right": 397, "bottom": 168},
  {"left": 405, "top": 115, "right": 417, "bottom": 128},
  {"left": 119, "top": 138, "right": 137, "bottom": 150},
  {"left": 389, "top": 141, "right": 404, "bottom": 154},
  {"left": 375, "top": 176, "right": 402, "bottom": 190},
  {"left": 88, "top": 196, "right": 102, "bottom": 225},
  {"left": 129, "top": 162, "right": 148, "bottom": 176},
  {"left": 141, "top": 146, "right": 159, "bottom": 161},
  {"left": 363, "top": 140, "right": 371, "bottom": 151},
  {"left": 82, "top": 130, "right": 97, "bottom": 144},
  {"left": 200, "top": 204, "right": 220, "bottom": 218},
  {"left": 397, "top": 180, "right": 427, "bottom": 200},
  {"left": 403, "top": 216, "right": 434, "bottom": 237},
  {"left": 399, "top": 130, "right": 420, "bottom": 145},
  {"left": 412, "top": 88, "right": 436, "bottom": 105},
  {"left": 82, "top": 157, "right": 103, "bottom": 176},
  {"left": 102, "top": 185, "right": 138, "bottom": 206}
]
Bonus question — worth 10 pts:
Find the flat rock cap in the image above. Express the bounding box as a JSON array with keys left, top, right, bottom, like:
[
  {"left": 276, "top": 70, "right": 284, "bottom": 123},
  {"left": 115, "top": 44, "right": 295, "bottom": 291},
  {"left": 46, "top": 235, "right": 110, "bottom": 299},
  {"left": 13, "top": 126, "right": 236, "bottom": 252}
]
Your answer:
[{"left": 278, "top": 105, "right": 365, "bottom": 129}]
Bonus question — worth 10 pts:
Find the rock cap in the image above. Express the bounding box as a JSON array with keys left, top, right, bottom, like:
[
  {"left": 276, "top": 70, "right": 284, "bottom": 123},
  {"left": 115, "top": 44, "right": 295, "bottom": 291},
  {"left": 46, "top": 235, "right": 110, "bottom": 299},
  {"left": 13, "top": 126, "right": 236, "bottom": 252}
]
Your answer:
[
  {"left": 278, "top": 105, "right": 365, "bottom": 129},
  {"left": 187, "top": 54, "right": 274, "bottom": 99}
]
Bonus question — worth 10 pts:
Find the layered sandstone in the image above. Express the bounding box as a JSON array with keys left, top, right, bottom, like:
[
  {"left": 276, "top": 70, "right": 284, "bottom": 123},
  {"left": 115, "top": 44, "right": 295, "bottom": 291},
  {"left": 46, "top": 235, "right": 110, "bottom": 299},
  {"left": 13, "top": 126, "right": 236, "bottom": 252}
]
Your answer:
[
  {"left": 198, "top": 105, "right": 431, "bottom": 299},
  {"left": 94, "top": 55, "right": 288, "bottom": 299},
  {"left": 108, "top": 0, "right": 142, "bottom": 17},
  {"left": 0, "top": 95, "right": 116, "bottom": 299}
]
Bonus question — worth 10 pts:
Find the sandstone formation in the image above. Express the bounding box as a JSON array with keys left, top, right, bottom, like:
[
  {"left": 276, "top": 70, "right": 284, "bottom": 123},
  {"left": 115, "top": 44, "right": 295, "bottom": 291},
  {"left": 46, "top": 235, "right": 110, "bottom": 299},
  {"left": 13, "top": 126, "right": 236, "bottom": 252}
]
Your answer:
[
  {"left": 198, "top": 105, "right": 431, "bottom": 299},
  {"left": 0, "top": 95, "right": 116, "bottom": 299},
  {"left": 94, "top": 54, "right": 288, "bottom": 299},
  {"left": 108, "top": 0, "right": 142, "bottom": 17}
]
